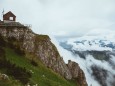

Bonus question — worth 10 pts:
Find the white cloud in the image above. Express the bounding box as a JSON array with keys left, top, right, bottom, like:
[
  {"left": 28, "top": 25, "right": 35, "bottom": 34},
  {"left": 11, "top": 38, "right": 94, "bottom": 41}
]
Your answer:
[
  {"left": 0, "top": 0, "right": 115, "bottom": 37},
  {"left": 85, "top": 29, "right": 115, "bottom": 36}
]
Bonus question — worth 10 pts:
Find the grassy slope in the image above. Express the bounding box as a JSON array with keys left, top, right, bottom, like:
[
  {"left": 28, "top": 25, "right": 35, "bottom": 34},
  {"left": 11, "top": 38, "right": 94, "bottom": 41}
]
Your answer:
[
  {"left": 0, "top": 79, "right": 22, "bottom": 86},
  {"left": 3, "top": 47, "right": 76, "bottom": 86}
]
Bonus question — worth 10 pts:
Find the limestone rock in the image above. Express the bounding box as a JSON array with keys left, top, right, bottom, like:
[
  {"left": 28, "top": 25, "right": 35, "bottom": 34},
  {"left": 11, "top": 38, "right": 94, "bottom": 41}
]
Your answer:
[
  {"left": 0, "top": 26, "right": 87, "bottom": 85},
  {"left": 67, "top": 60, "right": 88, "bottom": 86},
  {"left": 0, "top": 73, "right": 9, "bottom": 80}
]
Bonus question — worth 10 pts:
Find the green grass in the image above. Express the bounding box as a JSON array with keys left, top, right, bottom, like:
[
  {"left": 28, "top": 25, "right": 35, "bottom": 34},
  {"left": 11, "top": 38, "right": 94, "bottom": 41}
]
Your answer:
[
  {"left": 0, "top": 77, "right": 22, "bottom": 86},
  {"left": 4, "top": 48, "right": 76, "bottom": 86}
]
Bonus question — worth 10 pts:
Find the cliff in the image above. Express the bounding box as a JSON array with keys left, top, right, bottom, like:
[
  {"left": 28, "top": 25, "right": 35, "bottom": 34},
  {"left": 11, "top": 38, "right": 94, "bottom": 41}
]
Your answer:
[{"left": 0, "top": 25, "right": 87, "bottom": 86}]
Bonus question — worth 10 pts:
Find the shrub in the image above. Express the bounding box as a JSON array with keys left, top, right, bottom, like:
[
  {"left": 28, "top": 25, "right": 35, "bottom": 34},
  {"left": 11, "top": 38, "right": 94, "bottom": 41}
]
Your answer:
[
  {"left": 7, "top": 65, "right": 31, "bottom": 84},
  {"left": 14, "top": 47, "right": 25, "bottom": 56},
  {"left": 31, "top": 60, "right": 38, "bottom": 66},
  {"left": 0, "top": 34, "right": 6, "bottom": 47}
]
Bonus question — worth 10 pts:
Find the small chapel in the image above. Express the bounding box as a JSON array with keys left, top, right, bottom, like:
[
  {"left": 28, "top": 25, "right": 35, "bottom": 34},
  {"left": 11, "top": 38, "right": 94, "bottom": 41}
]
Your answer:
[
  {"left": 0, "top": 11, "right": 31, "bottom": 28},
  {"left": 3, "top": 11, "right": 16, "bottom": 22}
]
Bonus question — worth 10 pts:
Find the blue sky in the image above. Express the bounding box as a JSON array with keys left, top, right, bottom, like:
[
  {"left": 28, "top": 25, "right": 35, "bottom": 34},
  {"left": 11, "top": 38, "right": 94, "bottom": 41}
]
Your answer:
[{"left": 0, "top": 0, "right": 115, "bottom": 38}]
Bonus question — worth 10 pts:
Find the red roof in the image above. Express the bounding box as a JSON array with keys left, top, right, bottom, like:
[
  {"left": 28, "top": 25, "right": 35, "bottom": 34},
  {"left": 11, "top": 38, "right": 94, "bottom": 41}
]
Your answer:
[{"left": 3, "top": 11, "right": 16, "bottom": 17}]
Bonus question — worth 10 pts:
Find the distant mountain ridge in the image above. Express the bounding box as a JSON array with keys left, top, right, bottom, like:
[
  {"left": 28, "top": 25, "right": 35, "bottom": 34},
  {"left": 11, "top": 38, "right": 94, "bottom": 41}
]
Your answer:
[
  {"left": 60, "top": 35, "right": 115, "bottom": 51},
  {"left": 60, "top": 34, "right": 115, "bottom": 86}
]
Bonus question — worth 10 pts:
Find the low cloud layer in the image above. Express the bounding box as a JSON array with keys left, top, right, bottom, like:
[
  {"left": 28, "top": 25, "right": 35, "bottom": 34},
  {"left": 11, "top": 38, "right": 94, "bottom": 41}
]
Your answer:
[{"left": 0, "top": 0, "right": 115, "bottom": 38}]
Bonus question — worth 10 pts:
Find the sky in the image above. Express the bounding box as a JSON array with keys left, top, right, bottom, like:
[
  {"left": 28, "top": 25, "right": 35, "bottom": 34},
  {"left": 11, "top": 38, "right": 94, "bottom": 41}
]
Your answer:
[{"left": 0, "top": 0, "right": 115, "bottom": 38}]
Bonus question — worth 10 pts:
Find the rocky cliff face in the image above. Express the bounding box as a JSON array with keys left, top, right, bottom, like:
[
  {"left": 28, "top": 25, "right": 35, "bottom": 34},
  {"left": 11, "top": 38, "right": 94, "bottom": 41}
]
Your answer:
[
  {"left": 67, "top": 60, "right": 87, "bottom": 86},
  {"left": 0, "top": 26, "right": 87, "bottom": 86}
]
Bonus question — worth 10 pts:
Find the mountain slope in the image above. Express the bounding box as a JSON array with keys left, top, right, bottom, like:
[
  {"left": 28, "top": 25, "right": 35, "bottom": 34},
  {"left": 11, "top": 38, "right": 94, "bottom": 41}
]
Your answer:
[
  {"left": 0, "top": 28, "right": 76, "bottom": 86},
  {"left": 0, "top": 24, "right": 87, "bottom": 86}
]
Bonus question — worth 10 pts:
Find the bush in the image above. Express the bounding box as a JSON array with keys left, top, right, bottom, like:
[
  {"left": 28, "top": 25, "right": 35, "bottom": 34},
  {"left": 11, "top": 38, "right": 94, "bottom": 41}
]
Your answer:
[
  {"left": 7, "top": 65, "right": 31, "bottom": 84},
  {"left": 0, "top": 34, "right": 6, "bottom": 47},
  {"left": 31, "top": 60, "right": 38, "bottom": 66},
  {"left": 14, "top": 47, "right": 25, "bottom": 56},
  {"left": 0, "top": 47, "right": 6, "bottom": 69}
]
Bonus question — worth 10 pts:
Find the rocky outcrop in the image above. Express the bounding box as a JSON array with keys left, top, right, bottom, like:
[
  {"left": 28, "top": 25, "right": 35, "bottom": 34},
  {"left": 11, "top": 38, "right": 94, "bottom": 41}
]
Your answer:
[
  {"left": 67, "top": 60, "right": 87, "bottom": 86},
  {"left": 0, "top": 73, "right": 9, "bottom": 80},
  {"left": 0, "top": 25, "right": 87, "bottom": 86}
]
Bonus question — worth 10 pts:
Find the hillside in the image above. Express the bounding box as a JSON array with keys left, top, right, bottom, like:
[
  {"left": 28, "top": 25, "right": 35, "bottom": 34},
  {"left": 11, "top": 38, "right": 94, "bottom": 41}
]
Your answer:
[
  {"left": 0, "top": 25, "right": 87, "bottom": 86},
  {"left": 0, "top": 44, "right": 76, "bottom": 86}
]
